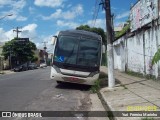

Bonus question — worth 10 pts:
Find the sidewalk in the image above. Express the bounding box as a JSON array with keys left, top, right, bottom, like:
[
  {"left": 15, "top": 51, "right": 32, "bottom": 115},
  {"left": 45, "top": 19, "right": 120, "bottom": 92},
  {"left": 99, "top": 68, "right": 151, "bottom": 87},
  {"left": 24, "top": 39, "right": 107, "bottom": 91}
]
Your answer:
[
  {"left": 0, "top": 70, "right": 15, "bottom": 75},
  {"left": 100, "top": 66, "right": 160, "bottom": 120}
]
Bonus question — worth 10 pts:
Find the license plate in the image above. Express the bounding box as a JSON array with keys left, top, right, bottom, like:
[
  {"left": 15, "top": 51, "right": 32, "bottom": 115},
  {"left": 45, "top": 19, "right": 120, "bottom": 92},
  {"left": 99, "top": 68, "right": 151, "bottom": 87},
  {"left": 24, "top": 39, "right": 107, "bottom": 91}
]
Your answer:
[{"left": 62, "top": 77, "right": 85, "bottom": 83}]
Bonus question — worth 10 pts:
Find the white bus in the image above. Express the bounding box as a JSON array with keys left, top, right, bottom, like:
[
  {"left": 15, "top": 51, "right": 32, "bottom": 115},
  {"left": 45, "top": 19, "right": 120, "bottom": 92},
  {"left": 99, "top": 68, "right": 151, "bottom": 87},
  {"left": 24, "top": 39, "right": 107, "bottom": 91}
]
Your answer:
[{"left": 50, "top": 30, "right": 103, "bottom": 85}]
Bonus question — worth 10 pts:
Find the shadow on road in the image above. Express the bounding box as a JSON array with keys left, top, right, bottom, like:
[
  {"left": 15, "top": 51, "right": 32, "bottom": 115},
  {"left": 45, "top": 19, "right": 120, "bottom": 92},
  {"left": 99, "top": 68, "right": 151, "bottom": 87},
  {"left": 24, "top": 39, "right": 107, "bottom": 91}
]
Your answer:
[{"left": 55, "top": 82, "right": 91, "bottom": 91}]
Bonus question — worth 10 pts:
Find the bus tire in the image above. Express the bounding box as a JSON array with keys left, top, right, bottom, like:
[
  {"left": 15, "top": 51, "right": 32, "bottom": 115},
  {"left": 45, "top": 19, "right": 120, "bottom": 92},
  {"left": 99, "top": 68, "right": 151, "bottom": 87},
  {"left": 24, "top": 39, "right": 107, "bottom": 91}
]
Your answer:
[{"left": 56, "top": 81, "right": 62, "bottom": 84}]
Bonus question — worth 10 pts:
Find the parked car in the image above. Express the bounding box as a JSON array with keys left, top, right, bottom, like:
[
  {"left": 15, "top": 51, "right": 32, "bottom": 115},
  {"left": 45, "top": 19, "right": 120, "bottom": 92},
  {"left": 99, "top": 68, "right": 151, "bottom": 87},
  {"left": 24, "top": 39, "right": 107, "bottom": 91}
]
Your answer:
[
  {"left": 13, "top": 64, "right": 28, "bottom": 72},
  {"left": 40, "top": 63, "right": 47, "bottom": 68},
  {"left": 28, "top": 63, "right": 38, "bottom": 70}
]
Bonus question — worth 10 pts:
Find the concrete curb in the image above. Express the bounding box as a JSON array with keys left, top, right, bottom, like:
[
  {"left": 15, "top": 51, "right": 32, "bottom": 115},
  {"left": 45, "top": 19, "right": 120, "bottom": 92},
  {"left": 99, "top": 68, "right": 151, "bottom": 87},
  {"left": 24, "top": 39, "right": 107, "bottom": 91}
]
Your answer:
[{"left": 98, "top": 90, "right": 116, "bottom": 120}]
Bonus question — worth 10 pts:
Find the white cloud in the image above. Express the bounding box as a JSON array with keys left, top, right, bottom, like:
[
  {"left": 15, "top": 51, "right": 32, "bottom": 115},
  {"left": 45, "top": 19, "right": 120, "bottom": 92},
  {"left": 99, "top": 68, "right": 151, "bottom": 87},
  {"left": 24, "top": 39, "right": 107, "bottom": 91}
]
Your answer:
[
  {"left": 22, "top": 24, "right": 37, "bottom": 32},
  {"left": 87, "top": 19, "right": 106, "bottom": 30},
  {"left": 42, "top": 9, "right": 62, "bottom": 20},
  {"left": 74, "top": 4, "right": 83, "bottom": 16},
  {"left": 0, "top": 23, "right": 54, "bottom": 51},
  {"left": 0, "top": 28, "right": 10, "bottom": 42},
  {"left": 0, "top": 28, "right": 15, "bottom": 42},
  {"left": 0, "top": 24, "right": 38, "bottom": 42},
  {"left": 35, "top": 35, "right": 55, "bottom": 51},
  {"left": 16, "top": 16, "right": 27, "bottom": 21},
  {"left": 116, "top": 11, "right": 130, "bottom": 19},
  {"left": 57, "top": 20, "right": 79, "bottom": 29},
  {"left": 0, "top": 0, "right": 13, "bottom": 6},
  {"left": 29, "top": 7, "right": 36, "bottom": 14},
  {"left": 0, "top": 0, "right": 27, "bottom": 21},
  {"left": 41, "top": 4, "right": 83, "bottom": 20},
  {"left": 34, "top": 0, "right": 64, "bottom": 8},
  {"left": 67, "top": 4, "right": 72, "bottom": 8},
  {"left": 0, "top": 0, "right": 26, "bottom": 9},
  {"left": 21, "top": 24, "right": 38, "bottom": 39},
  {"left": 12, "top": 0, "right": 26, "bottom": 9}
]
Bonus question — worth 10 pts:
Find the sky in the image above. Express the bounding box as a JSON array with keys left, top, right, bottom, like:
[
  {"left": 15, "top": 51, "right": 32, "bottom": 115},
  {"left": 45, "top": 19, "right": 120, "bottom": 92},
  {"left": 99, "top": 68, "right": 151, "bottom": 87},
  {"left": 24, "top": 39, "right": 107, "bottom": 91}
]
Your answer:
[{"left": 0, "top": 0, "right": 137, "bottom": 52}]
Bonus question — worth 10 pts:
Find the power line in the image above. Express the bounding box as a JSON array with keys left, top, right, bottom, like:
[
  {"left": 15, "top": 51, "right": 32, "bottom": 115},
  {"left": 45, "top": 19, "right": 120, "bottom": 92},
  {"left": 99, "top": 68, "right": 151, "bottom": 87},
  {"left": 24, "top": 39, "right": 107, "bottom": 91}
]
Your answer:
[
  {"left": 93, "top": 4, "right": 100, "bottom": 27},
  {"left": 92, "top": 0, "right": 100, "bottom": 27}
]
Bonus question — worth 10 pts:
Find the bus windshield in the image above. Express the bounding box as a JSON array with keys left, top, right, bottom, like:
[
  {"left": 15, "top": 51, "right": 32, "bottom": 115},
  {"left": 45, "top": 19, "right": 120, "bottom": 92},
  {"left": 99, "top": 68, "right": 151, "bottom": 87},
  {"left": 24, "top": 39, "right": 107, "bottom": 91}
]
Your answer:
[{"left": 54, "top": 35, "right": 101, "bottom": 67}]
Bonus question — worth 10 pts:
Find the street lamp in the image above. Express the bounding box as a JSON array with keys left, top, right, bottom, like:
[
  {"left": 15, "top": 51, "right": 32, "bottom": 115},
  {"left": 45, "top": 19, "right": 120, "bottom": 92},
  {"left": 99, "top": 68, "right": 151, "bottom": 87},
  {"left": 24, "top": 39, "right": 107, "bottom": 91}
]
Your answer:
[{"left": 0, "top": 14, "right": 13, "bottom": 20}]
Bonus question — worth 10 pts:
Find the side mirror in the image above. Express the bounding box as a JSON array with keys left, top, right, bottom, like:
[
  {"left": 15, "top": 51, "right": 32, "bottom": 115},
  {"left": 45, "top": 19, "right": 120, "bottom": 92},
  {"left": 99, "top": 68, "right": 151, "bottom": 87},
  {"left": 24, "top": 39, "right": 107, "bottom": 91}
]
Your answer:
[
  {"left": 102, "top": 45, "right": 106, "bottom": 53},
  {"left": 51, "top": 36, "right": 57, "bottom": 45}
]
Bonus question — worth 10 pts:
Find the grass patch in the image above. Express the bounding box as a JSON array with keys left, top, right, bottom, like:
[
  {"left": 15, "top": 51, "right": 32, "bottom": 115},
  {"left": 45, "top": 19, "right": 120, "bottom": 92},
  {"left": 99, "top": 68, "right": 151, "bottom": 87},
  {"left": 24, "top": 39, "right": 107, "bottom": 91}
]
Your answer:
[
  {"left": 141, "top": 117, "right": 154, "bottom": 120},
  {"left": 121, "top": 84, "right": 128, "bottom": 89},
  {"left": 90, "top": 72, "right": 108, "bottom": 93},
  {"left": 126, "top": 70, "right": 144, "bottom": 78},
  {"left": 126, "top": 70, "right": 156, "bottom": 80},
  {"left": 90, "top": 79, "right": 101, "bottom": 93}
]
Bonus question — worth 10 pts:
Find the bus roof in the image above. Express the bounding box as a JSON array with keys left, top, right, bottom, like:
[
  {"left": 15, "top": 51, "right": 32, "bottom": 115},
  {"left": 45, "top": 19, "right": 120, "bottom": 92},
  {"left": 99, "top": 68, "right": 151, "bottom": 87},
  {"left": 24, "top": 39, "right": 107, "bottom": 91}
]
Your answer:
[{"left": 58, "top": 30, "right": 101, "bottom": 40}]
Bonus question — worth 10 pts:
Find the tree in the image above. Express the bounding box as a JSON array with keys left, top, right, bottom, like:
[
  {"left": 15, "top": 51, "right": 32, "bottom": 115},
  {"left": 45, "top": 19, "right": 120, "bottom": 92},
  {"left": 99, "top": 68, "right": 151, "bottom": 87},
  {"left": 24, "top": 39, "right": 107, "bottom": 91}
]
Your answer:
[
  {"left": 31, "top": 55, "right": 38, "bottom": 62},
  {"left": 2, "top": 38, "right": 37, "bottom": 65},
  {"left": 76, "top": 25, "right": 106, "bottom": 45}
]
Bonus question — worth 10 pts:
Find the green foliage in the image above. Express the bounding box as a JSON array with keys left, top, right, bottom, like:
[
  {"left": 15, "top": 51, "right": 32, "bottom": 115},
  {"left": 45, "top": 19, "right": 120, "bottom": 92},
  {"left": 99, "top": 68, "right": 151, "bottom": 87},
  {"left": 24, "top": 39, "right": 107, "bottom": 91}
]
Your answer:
[
  {"left": 152, "top": 48, "right": 160, "bottom": 65},
  {"left": 101, "top": 53, "right": 107, "bottom": 66},
  {"left": 115, "top": 21, "right": 130, "bottom": 39},
  {"left": 90, "top": 71, "right": 108, "bottom": 93},
  {"left": 2, "top": 38, "right": 37, "bottom": 64},
  {"left": 90, "top": 80, "right": 101, "bottom": 93},
  {"left": 76, "top": 25, "right": 107, "bottom": 45},
  {"left": 126, "top": 70, "right": 156, "bottom": 80},
  {"left": 126, "top": 70, "right": 144, "bottom": 78}
]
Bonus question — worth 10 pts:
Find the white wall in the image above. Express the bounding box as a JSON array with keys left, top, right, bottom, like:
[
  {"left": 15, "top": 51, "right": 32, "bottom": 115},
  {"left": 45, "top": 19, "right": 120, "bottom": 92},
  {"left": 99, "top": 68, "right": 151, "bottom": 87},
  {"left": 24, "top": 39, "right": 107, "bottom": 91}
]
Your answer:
[
  {"left": 113, "top": 38, "right": 125, "bottom": 72},
  {"left": 113, "top": 25, "right": 160, "bottom": 78}
]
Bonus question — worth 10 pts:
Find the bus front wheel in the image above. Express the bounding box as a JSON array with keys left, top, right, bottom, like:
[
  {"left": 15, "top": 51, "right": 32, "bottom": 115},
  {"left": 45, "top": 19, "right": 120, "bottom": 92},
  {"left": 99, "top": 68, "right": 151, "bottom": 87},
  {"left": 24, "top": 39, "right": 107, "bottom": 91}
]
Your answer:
[{"left": 56, "top": 81, "right": 63, "bottom": 84}]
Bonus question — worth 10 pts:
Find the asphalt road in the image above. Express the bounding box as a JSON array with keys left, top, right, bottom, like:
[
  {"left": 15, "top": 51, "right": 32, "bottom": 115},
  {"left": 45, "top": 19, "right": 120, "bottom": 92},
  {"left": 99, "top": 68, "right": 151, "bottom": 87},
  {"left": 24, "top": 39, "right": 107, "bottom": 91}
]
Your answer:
[{"left": 0, "top": 67, "right": 107, "bottom": 120}]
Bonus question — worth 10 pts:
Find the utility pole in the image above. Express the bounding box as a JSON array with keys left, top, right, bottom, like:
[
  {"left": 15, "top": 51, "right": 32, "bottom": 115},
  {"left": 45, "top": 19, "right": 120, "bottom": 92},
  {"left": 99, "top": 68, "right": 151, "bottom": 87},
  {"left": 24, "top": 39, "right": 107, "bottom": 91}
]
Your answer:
[
  {"left": 13, "top": 27, "right": 22, "bottom": 38},
  {"left": 105, "top": 0, "right": 115, "bottom": 88},
  {"left": 42, "top": 42, "right": 48, "bottom": 64}
]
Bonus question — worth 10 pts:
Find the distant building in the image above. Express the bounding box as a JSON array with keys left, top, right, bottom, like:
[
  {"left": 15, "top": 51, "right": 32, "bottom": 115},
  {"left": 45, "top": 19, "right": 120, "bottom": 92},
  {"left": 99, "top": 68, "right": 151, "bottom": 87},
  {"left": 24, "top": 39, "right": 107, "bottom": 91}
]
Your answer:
[
  {"left": 34, "top": 49, "right": 48, "bottom": 65},
  {"left": 0, "top": 42, "right": 9, "bottom": 70},
  {"left": 114, "top": 22, "right": 129, "bottom": 32}
]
